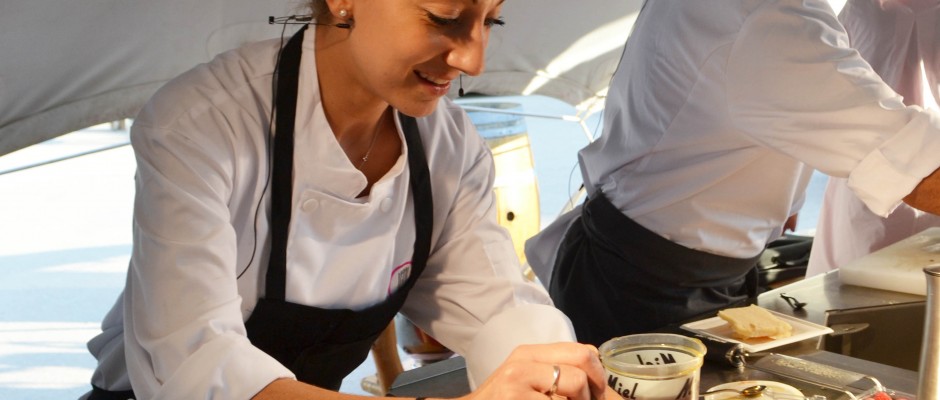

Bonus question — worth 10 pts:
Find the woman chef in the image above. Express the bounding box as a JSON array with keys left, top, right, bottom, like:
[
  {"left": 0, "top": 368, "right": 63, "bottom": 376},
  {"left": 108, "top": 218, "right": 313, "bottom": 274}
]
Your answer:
[{"left": 80, "top": 0, "right": 610, "bottom": 399}]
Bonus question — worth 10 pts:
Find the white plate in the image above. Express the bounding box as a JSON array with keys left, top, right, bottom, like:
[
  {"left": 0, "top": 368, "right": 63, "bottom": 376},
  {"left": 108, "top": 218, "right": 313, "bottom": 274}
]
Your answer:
[
  {"left": 703, "top": 380, "right": 804, "bottom": 400},
  {"left": 680, "top": 308, "right": 833, "bottom": 353}
]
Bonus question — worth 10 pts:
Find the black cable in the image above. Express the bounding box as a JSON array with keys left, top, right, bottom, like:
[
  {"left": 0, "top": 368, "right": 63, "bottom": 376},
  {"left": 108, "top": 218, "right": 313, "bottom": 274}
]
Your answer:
[{"left": 237, "top": 20, "right": 290, "bottom": 279}]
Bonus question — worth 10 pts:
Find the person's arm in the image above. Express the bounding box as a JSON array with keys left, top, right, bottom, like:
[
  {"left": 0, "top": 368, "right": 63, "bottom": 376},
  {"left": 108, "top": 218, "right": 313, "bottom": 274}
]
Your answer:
[
  {"left": 388, "top": 105, "right": 612, "bottom": 399},
  {"left": 399, "top": 106, "right": 576, "bottom": 380},
  {"left": 727, "top": 1, "right": 940, "bottom": 217},
  {"left": 904, "top": 167, "right": 940, "bottom": 214},
  {"left": 254, "top": 342, "right": 614, "bottom": 400},
  {"left": 124, "top": 114, "right": 292, "bottom": 399}
]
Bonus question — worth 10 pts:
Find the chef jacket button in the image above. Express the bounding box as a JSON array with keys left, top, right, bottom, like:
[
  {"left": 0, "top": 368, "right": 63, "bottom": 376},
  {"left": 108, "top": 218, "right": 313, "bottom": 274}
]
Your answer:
[
  {"left": 380, "top": 198, "right": 393, "bottom": 212},
  {"left": 302, "top": 199, "right": 319, "bottom": 212}
]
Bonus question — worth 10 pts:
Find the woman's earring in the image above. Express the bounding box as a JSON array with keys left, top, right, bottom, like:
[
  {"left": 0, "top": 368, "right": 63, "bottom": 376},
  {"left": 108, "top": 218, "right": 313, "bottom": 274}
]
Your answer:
[{"left": 335, "top": 9, "right": 352, "bottom": 29}]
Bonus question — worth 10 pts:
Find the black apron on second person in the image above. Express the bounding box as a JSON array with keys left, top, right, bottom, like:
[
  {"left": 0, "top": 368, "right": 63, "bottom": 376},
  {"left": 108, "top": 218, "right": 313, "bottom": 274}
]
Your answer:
[
  {"left": 548, "top": 192, "right": 758, "bottom": 347},
  {"left": 88, "top": 26, "right": 433, "bottom": 399}
]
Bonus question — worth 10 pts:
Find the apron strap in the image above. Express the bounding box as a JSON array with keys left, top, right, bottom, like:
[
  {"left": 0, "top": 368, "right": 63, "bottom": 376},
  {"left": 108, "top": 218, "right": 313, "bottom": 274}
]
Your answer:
[{"left": 401, "top": 114, "right": 433, "bottom": 278}]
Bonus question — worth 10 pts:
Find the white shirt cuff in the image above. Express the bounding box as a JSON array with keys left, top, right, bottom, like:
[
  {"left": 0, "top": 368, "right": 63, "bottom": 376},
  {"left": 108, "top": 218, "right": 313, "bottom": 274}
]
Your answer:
[
  {"left": 149, "top": 334, "right": 293, "bottom": 400},
  {"left": 848, "top": 149, "right": 924, "bottom": 217},
  {"left": 848, "top": 111, "right": 940, "bottom": 217}
]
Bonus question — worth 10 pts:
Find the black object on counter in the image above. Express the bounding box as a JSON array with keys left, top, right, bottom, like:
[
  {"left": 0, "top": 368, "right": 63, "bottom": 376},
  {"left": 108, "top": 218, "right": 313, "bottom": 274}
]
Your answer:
[
  {"left": 654, "top": 324, "right": 746, "bottom": 368},
  {"left": 688, "top": 332, "right": 746, "bottom": 368}
]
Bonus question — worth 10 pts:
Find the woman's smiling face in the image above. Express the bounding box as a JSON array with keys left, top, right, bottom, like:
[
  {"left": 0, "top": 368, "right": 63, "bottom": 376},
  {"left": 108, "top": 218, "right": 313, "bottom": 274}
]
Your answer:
[{"left": 337, "top": 0, "right": 505, "bottom": 116}]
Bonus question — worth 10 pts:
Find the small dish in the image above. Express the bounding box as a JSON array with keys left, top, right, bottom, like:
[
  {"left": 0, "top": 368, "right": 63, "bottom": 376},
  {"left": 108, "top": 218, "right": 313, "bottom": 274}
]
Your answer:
[
  {"left": 680, "top": 308, "right": 834, "bottom": 353},
  {"left": 703, "top": 380, "right": 804, "bottom": 400}
]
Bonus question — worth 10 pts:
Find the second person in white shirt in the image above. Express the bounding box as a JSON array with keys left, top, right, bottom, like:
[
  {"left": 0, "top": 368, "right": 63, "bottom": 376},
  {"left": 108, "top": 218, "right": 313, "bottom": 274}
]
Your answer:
[{"left": 527, "top": 0, "right": 940, "bottom": 347}]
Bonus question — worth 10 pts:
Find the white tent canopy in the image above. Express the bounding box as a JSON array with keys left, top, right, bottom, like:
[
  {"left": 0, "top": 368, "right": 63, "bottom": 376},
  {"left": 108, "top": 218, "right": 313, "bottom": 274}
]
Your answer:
[{"left": 0, "top": 0, "right": 643, "bottom": 157}]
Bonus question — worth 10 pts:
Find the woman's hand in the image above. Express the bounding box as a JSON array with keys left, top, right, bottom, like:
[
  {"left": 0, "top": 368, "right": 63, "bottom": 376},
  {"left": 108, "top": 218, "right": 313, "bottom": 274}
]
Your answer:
[{"left": 460, "top": 342, "right": 613, "bottom": 400}]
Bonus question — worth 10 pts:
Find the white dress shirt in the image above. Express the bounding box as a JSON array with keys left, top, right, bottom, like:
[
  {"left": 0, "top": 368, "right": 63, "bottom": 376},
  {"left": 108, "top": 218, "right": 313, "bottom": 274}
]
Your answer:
[
  {"left": 84, "top": 29, "right": 574, "bottom": 400},
  {"left": 807, "top": 0, "right": 940, "bottom": 276},
  {"left": 527, "top": 0, "right": 940, "bottom": 281}
]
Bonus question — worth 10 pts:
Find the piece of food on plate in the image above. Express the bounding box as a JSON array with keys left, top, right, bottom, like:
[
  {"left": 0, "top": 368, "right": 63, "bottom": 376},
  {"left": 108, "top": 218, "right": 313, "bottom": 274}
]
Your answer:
[{"left": 717, "top": 305, "right": 793, "bottom": 339}]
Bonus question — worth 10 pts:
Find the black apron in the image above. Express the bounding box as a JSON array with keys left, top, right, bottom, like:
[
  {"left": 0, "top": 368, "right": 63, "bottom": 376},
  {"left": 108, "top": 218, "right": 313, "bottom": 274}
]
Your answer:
[
  {"left": 89, "top": 25, "right": 433, "bottom": 399},
  {"left": 548, "top": 192, "right": 758, "bottom": 347}
]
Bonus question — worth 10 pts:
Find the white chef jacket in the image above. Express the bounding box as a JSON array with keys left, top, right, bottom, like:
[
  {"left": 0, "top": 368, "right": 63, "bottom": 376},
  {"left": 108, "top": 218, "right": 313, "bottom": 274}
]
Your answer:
[
  {"left": 84, "top": 28, "right": 574, "bottom": 400},
  {"left": 527, "top": 0, "right": 940, "bottom": 281},
  {"left": 807, "top": 0, "right": 940, "bottom": 276}
]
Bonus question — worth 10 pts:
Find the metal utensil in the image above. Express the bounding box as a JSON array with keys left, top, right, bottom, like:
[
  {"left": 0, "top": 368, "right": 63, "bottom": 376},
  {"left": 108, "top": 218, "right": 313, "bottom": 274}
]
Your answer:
[
  {"left": 701, "top": 384, "right": 814, "bottom": 400},
  {"left": 701, "top": 385, "right": 768, "bottom": 398}
]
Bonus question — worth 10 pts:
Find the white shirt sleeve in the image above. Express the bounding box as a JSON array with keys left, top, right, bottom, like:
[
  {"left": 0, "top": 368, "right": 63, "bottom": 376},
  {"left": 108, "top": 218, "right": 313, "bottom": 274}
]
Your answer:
[
  {"left": 727, "top": 0, "right": 940, "bottom": 216},
  {"left": 400, "top": 107, "right": 576, "bottom": 388},
  {"left": 124, "top": 119, "right": 293, "bottom": 400}
]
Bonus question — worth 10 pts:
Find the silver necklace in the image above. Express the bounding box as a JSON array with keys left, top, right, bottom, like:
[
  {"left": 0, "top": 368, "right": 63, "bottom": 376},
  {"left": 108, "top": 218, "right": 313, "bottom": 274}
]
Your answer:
[{"left": 356, "top": 118, "right": 383, "bottom": 169}]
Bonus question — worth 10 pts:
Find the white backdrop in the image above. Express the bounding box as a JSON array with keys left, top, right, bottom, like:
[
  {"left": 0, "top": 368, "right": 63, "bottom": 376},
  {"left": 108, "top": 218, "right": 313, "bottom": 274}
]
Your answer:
[{"left": 0, "top": 0, "right": 644, "bottom": 156}]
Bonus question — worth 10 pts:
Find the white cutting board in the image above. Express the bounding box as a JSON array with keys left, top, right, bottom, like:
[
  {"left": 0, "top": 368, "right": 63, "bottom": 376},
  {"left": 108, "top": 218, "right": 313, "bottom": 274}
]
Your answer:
[{"left": 838, "top": 227, "right": 940, "bottom": 295}]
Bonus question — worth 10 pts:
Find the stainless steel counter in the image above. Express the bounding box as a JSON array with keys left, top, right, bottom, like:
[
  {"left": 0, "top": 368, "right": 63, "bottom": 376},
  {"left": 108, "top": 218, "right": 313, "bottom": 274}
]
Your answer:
[
  {"left": 388, "top": 271, "right": 927, "bottom": 398},
  {"left": 758, "top": 270, "right": 924, "bottom": 327},
  {"left": 757, "top": 271, "right": 925, "bottom": 373}
]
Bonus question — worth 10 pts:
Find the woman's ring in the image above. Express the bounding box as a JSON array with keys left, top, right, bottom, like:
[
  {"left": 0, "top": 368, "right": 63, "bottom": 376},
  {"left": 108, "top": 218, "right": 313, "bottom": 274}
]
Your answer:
[{"left": 548, "top": 364, "right": 561, "bottom": 396}]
